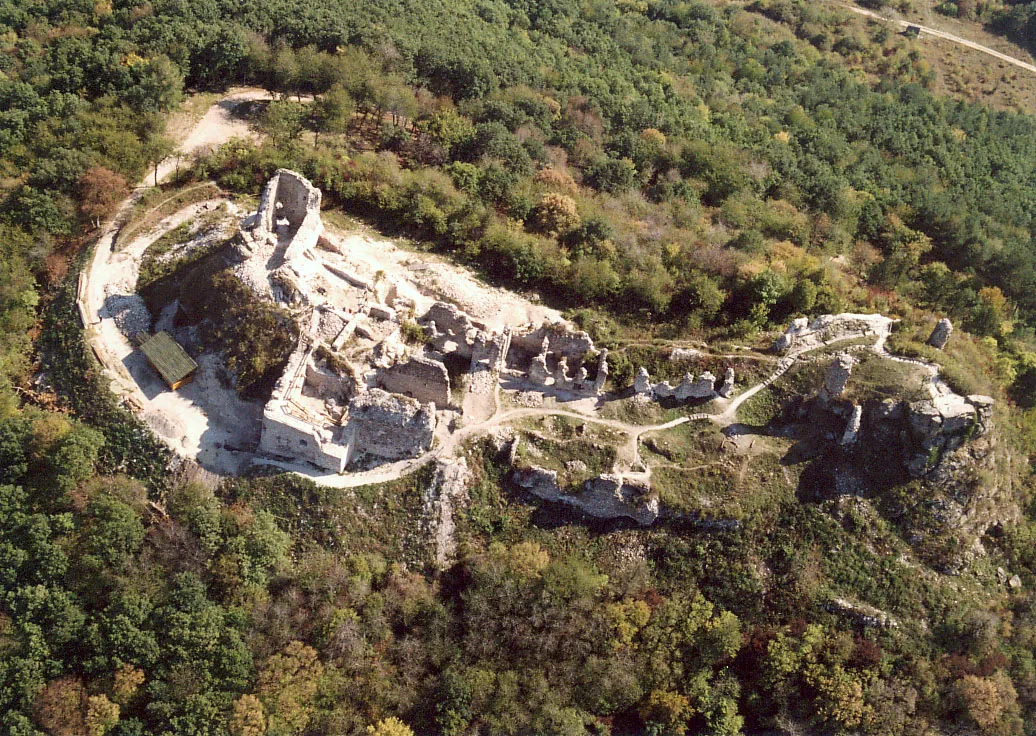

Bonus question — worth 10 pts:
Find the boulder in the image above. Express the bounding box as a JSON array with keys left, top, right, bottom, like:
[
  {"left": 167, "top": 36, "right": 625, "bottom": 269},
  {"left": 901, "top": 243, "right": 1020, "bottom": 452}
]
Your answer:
[{"left": 927, "top": 318, "right": 953, "bottom": 349}]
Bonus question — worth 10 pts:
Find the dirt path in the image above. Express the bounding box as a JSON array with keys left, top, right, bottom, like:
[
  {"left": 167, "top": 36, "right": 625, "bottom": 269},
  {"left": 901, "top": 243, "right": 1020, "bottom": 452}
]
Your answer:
[
  {"left": 842, "top": 3, "right": 1036, "bottom": 75},
  {"left": 78, "top": 90, "right": 273, "bottom": 474}
]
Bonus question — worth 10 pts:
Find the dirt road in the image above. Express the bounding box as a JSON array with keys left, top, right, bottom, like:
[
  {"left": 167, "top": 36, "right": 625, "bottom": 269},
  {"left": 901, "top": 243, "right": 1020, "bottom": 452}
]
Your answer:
[{"left": 843, "top": 3, "right": 1036, "bottom": 75}]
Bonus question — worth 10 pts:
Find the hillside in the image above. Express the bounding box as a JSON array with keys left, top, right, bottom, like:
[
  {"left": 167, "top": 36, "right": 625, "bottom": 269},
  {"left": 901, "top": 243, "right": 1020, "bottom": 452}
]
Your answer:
[{"left": 4, "top": 1, "right": 1036, "bottom": 735}]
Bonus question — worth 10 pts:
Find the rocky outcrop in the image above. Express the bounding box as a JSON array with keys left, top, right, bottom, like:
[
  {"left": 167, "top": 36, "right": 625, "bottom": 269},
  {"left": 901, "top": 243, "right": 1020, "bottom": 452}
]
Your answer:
[
  {"left": 826, "top": 598, "right": 897, "bottom": 629},
  {"left": 862, "top": 393, "right": 994, "bottom": 478},
  {"left": 927, "top": 318, "right": 953, "bottom": 349},
  {"left": 511, "top": 464, "right": 660, "bottom": 526},
  {"left": 424, "top": 457, "right": 470, "bottom": 567},
  {"left": 819, "top": 353, "right": 854, "bottom": 402},
  {"left": 903, "top": 394, "right": 991, "bottom": 477}
]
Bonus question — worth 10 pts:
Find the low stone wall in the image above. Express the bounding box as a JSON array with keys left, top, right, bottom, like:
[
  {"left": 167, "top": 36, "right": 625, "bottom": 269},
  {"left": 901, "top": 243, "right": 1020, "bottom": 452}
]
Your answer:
[{"left": 773, "top": 313, "right": 893, "bottom": 353}]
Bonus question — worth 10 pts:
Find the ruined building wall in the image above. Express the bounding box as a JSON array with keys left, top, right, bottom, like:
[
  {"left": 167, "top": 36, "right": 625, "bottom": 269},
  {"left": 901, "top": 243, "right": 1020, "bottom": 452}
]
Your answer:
[
  {"left": 378, "top": 356, "right": 452, "bottom": 407},
  {"left": 510, "top": 324, "right": 595, "bottom": 361},
  {"left": 343, "top": 389, "right": 437, "bottom": 463}
]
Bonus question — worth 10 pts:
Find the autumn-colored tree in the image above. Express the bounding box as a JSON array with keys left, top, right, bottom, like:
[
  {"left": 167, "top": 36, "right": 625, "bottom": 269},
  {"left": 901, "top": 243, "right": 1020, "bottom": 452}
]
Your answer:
[
  {"left": 640, "top": 689, "right": 691, "bottom": 736},
  {"left": 532, "top": 192, "right": 580, "bottom": 236},
  {"left": 956, "top": 673, "right": 1018, "bottom": 733},
  {"left": 85, "top": 695, "right": 119, "bottom": 736},
  {"left": 33, "top": 677, "right": 88, "bottom": 736},
  {"left": 111, "top": 664, "right": 145, "bottom": 706},
  {"left": 230, "top": 694, "right": 267, "bottom": 736},
  {"left": 78, "top": 167, "right": 128, "bottom": 228},
  {"left": 366, "top": 717, "right": 414, "bottom": 736},
  {"left": 257, "top": 641, "right": 324, "bottom": 735}
]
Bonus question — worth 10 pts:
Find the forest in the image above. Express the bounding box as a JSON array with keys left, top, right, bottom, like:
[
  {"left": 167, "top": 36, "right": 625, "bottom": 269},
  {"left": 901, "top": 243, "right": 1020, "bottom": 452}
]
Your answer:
[{"left": 5, "top": 0, "right": 1036, "bottom": 734}]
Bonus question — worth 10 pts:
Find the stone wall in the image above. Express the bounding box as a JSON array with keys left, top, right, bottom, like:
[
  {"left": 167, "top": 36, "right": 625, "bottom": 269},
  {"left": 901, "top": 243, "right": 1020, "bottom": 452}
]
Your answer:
[
  {"left": 634, "top": 366, "right": 723, "bottom": 402},
  {"left": 510, "top": 323, "right": 595, "bottom": 361},
  {"left": 259, "top": 404, "right": 349, "bottom": 472},
  {"left": 256, "top": 169, "right": 322, "bottom": 239},
  {"left": 470, "top": 328, "right": 512, "bottom": 373},
  {"left": 344, "top": 389, "right": 436, "bottom": 463},
  {"left": 819, "top": 353, "right": 854, "bottom": 402},
  {"left": 420, "top": 302, "right": 485, "bottom": 359},
  {"left": 773, "top": 313, "right": 893, "bottom": 353},
  {"left": 377, "top": 355, "right": 452, "bottom": 407}
]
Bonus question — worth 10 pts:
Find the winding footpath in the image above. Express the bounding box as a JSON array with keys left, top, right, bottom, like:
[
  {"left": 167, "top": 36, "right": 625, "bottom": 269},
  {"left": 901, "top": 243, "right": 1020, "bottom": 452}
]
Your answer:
[{"left": 80, "top": 91, "right": 966, "bottom": 491}]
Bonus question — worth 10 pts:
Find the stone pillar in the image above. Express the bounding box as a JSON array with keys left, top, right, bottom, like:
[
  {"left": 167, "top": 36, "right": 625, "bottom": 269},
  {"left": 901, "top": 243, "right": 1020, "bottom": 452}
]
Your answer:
[
  {"left": 819, "top": 353, "right": 854, "bottom": 402},
  {"left": 554, "top": 357, "right": 571, "bottom": 390},
  {"left": 529, "top": 354, "right": 549, "bottom": 385},
  {"left": 717, "top": 367, "right": 735, "bottom": 398},
  {"left": 634, "top": 367, "right": 652, "bottom": 395},
  {"left": 841, "top": 404, "right": 863, "bottom": 446},
  {"left": 593, "top": 349, "right": 609, "bottom": 394},
  {"left": 927, "top": 318, "right": 953, "bottom": 349}
]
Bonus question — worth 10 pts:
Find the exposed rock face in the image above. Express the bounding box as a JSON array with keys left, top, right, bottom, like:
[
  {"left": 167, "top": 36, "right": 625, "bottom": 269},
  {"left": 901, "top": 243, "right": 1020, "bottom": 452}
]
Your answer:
[
  {"left": 858, "top": 393, "right": 992, "bottom": 478},
  {"left": 424, "top": 457, "right": 470, "bottom": 568},
  {"left": 773, "top": 313, "right": 893, "bottom": 354},
  {"left": 377, "top": 355, "right": 451, "bottom": 407},
  {"left": 511, "top": 464, "right": 660, "bottom": 526},
  {"left": 343, "top": 389, "right": 436, "bottom": 464},
  {"left": 825, "top": 598, "right": 897, "bottom": 629},
  {"left": 670, "top": 347, "right": 700, "bottom": 361},
  {"left": 819, "top": 353, "right": 854, "bottom": 402},
  {"left": 581, "top": 474, "right": 660, "bottom": 526},
  {"left": 927, "top": 318, "right": 953, "bottom": 349}
]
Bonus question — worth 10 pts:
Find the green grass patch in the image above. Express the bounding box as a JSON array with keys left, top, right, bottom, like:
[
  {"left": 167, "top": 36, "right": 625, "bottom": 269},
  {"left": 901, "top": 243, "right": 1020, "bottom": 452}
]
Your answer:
[
  {"left": 736, "top": 386, "right": 781, "bottom": 425},
  {"left": 137, "top": 207, "right": 235, "bottom": 290},
  {"left": 227, "top": 465, "right": 434, "bottom": 569},
  {"left": 118, "top": 181, "right": 224, "bottom": 248}
]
